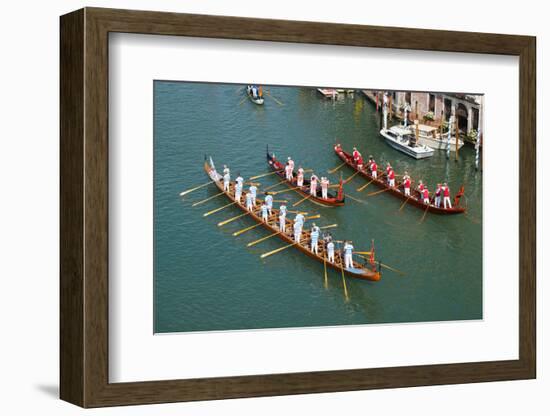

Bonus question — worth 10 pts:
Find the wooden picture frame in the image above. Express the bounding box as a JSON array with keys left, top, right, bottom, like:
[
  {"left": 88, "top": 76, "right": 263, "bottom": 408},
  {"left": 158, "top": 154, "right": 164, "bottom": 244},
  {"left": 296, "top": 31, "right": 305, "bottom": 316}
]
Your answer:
[{"left": 60, "top": 7, "right": 536, "bottom": 408}]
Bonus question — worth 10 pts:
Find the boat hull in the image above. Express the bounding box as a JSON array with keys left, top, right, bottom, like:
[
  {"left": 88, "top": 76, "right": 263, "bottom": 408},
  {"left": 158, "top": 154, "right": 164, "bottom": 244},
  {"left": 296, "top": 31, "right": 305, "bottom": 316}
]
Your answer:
[
  {"left": 417, "top": 136, "right": 464, "bottom": 151},
  {"left": 204, "top": 159, "right": 379, "bottom": 281},
  {"left": 333, "top": 146, "right": 466, "bottom": 215},
  {"left": 380, "top": 129, "right": 434, "bottom": 159}
]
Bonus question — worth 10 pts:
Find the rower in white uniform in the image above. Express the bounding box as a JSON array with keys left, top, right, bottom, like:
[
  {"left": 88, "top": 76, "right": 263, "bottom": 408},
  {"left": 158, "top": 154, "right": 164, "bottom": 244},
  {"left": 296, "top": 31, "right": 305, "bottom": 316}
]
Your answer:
[
  {"left": 223, "top": 165, "right": 230, "bottom": 177},
  {"left": 223, "top": 171, "right": 230, "bottom": 192},
  {"left": 287, "top": 157, "right": 295, "bottom": 176},
  {"left": 310, "top": 223, "right": 320, "bottom": 254},
  {"left": 260, "top": 202, "right": 269, "bottom": 222},
  {"left": 245, "top": 191, "right": 254, "bottom": 211},
  {"left": 234, "top": 180, "right": 243, "bottom": 203},
  {"left": 264, "top": 192, "right": 274, "bottom": 215},
  {"left": 343, "top": 240, "right": 354, "bottom": 269},
  {"left": 296, "top": 166, "right": 305, "bottom": 187},
  {"left": 293, "top": 219, "right": 303, "bottom": 244},
  {"left": 294, "top": 212, "right": 305, "bottom": 228},
  {"left": 320, "top": 177, "right": 329, "bottom": 199},
  {"left": 310, "top": 175, "right": 318, "bottom": 197},
  {"left": 326, "top": 240, "right": 335, "bottom": 263},
  {"left": 279, "top": 203, "right": 287, "bottom": 232},
  {"left": 285, "top": 162, "right": 293, "bottom": 181},
  {"left": 235, "top": 173, "right": 244, "bottom": 189},
  {"left": 249, "top": 184, "right": 258, "bottom": 207}
]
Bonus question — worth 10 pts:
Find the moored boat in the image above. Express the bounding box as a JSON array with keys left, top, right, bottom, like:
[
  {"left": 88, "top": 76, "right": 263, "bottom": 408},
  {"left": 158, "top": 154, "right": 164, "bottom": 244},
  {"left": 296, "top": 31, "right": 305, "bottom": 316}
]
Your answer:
[
  {"left": 333, "top": 145, "right": 466, "bottom": 215},
  {"left": 412, "top": 123, "right": 464, "bottom": 151},
  {"left": 380, "top": 125, "right": 435, "bottom": 159},
  {"left": 204, "top": 157, "right": 380, "bottom": 281},
  {"left": 246, "top": 85, "right": 264, "bottom": 105},
  {"left": 266, "top": 149, "right": 345, "bottom": 207}
]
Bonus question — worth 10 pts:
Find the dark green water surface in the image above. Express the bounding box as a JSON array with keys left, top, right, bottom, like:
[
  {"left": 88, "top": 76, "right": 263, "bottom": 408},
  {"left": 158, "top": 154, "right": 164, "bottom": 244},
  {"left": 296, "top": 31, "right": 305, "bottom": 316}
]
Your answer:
[{"left": 154, "top": 81, "right": 482, "bottom": 333}]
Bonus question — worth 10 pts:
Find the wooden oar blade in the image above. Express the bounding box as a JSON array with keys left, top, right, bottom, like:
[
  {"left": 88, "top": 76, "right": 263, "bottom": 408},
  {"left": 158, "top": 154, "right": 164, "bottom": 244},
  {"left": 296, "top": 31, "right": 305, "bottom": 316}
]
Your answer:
[
  {"left": 328, "top": 162, "right": 346, "bottom": 174},
  {"left": 380, "top": 262, "right": 406, "bottom": 276},
  {"left": 260, "top": 242, "right": 296, "bottom": 259},
  {"left": 179, "top": 180, "right": 213, "bottom": 196},
  {"left": 203, "top": 201, "right": 237, "bottom": 217}
]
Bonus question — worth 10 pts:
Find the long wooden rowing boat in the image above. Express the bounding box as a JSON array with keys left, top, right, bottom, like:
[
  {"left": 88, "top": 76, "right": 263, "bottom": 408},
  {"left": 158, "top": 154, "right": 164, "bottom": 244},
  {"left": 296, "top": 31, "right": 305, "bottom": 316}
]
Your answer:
[
  {"left": 204, "top": 157, "right": 380, "bottom": 281},
  {"left": 266, "top": 149, "right": 345, "bottom": 207},
  {"left": 333, "top": 144, "right": 466, "bottom": 215}
]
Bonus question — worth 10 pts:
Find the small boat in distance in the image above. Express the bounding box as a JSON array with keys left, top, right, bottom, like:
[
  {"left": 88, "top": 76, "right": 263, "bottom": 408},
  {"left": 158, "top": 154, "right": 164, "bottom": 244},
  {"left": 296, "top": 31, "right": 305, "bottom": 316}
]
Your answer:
[
  {"left": 246, "top": 85, "right": 264, "bottom": 105},
  {"left": 380, "top": 124, "right": 435, "bottom": 159}
]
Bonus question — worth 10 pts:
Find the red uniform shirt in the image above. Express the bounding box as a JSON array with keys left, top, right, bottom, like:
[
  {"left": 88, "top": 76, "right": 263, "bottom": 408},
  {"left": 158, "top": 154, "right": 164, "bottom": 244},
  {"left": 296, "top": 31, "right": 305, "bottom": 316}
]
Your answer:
[
  {"left": 357, "top": 156, "right": 363, "bottom": 166},
  {"left": 404, "top": 178, "right": 411, "bottom": 188},
  {"left": 352, "top": 150, "right": 361, "bottom": 161},
  {"left": 443, "top": 186, "right": 450, "bottom": 197},
  {"left": 388, "top": 170, "right": 395, "bottom": 180},
  {"left": 418, "top": 184, "right": 425, "bottom": 192},
  {"left": 422, "top": 189, "right": 429, "bottom": 199},
  {"left": 371, "top": 162, "right": 377, "bottom": 172}
]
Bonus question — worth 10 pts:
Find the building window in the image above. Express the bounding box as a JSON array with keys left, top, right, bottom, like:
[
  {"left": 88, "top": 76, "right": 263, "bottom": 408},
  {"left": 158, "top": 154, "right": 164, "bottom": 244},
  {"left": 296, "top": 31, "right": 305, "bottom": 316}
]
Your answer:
[
  {"left": 444, "top": 98, "right": 452, "bottom": 119},
  {"left": 429, "top": 94, "right": 436, "bottom": 112},
  {"left": 472, "top": 107, "right": 480, "bottom": 131}
]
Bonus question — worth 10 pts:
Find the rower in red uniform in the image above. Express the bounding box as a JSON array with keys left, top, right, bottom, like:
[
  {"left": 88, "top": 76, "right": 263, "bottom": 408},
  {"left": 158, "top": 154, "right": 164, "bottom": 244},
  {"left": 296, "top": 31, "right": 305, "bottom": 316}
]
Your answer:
[
  {"left": 422, "top": 186, "right": 430, "bottom": 204},
  {"left": 402, "top": 171, "right": 411, "bottom": 196},
  {"left": 417, "top": 180, "right": 425, "bottom": 200},
  {"left": 356, "top": 154, "right": 364, "bottom": 170},
  {"left": 352, "top": 147, "right": 361, "bottom": 163},
  {"left": 369, "top": 156, "right": 378, "bottom": 179},
  {"left": 434, "top": 183, "right": 442, "bottom": 207},
  {"left": 443, "top": 182, "right": 452, "bottom": 209},
  {"left": 387, "top": 166, "right": 396, "bottom": 187}
]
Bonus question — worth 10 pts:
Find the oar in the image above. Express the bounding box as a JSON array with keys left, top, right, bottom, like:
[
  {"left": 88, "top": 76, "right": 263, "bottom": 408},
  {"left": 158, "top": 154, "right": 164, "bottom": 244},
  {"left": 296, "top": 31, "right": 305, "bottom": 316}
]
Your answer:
[
  {"left": 266, "top": 90, "right": 284, "bottom": 106},
  {"left": 233, "top": 222, "right": 264, "bottom": 236},
  {"left": 323, "top": 252, "right": 328, "bottom": 289},
  {"left": 379, "top": 262, "right": 406, "bottom": 276},
  {"left": 293, "top": 194, "right": 312, "bottom": 207},
  {"left": 268, "top": 186, "right": 302, "bottom": 195},
  {"left": 344, "top": 194, "right": 366, "bottom": 204},
  {"left": 272, "top": 199, "right": 288, "bottom": 203},
  {"left": 192, "top": 192, "right": 225, "bottom": 207},
  {"left": 339, "top": 254, "right": 350, "bottom": 302},
  {"left": 356, "top": 178, "right": 376, "bottom": 192},
  {"left": 217, "top": 212, "right": 249, "bottom": 227},
  {"left": 247, "top": 231, "right": 283, "bottom": 247},
  {"left": 260, "top": 241, "right": 299, "bottom": 259},
  {"left": 328, "top": 162, "right": 346, "bottom": 174},
  {"left": 419, "top": 204, "right": 430, "bottom": 223},
  {"left": 263, "top": 181, "right": 286, "bottom": 191},
  {"left": 203, "top": 201, "right": 237, "bottom": 217},
  {"left": 249, "top": 171, "right": 282, "bottom": 180},
  {"left": 239, "top": 96, "right": 248, "bottom": 105},
  {"left": 179, "top": 181, "right": 213, "bottom": 197},
  {"left": 399, "top": 196, "right": 412, "bottom": 211},
  {"left": 320, "top": 224, "right": 338, "bottom": 230},
  {"left": 354, "top": 251, "right": 372, "bottom": 255},
  {"left": 367, "top": 188, "right": 390, "bottom": 197},
  {"left": 343, "top": 171, "right": 360, "bottom": 183},
  {"left": 287, "top": 210, "right": 309, "bottom": 215}
]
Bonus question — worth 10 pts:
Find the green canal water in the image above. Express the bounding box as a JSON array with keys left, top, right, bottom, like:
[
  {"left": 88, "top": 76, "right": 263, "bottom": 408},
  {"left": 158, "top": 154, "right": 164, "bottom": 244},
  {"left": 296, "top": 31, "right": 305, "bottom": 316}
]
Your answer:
[{"left": 154, "top": 81, "right": 482, "bottom": 333}]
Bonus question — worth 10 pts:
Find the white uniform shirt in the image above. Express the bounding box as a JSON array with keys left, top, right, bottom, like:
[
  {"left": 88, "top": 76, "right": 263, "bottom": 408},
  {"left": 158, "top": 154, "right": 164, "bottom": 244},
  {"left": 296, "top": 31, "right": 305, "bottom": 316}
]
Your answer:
[
  {"left": 265, "top": 194, "right": 273, "bottom": 208},
  {"left": 310, "top": 228, "right": 319, "bottom": 242},
  {"left": 235, "top": 176, "right": 244, "bottom": 187},
  {"left": 249, "top": 186, "right": 257, "bottom": 197},
  {"left": 295, "top": 213, "right": 305, "bottom": 225},
  {"left": 279, "top": 205, "right": 287, "bottom": 216},
  {"left": 327, "top": 242, "right": 335, "bottom": 254},
  {"left": 261, "top": 205, "right": 268, "bottom": 216},
  {"left": 245, "top": 193, "right": 252, "bottom": 204},
  {"left": 344, "top": 243, "right": 354, "bottom": 256}
]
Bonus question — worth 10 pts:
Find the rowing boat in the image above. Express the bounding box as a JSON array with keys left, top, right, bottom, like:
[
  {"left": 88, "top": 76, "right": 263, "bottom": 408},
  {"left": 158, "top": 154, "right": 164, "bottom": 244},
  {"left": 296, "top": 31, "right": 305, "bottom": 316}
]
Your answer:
[
  {"left": 204, "top": 157, "right": 380, "bottom": 281},
  {"left": 246, "top": 85, "right": 264, "bottom": 105},
  {"left": 266, "top": 149, "right": 345, "bottom": 207},
  {"left": 333, "top": 144, "right": 466, "bottom": 215}
]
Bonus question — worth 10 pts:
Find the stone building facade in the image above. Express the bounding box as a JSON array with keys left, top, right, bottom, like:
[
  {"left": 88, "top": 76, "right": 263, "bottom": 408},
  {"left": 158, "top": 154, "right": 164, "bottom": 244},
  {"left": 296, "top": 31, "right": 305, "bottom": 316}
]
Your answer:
[{"left": 373, "top": 91, "right": 482, "bottom": 135}]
